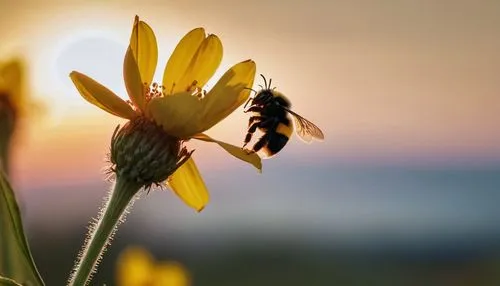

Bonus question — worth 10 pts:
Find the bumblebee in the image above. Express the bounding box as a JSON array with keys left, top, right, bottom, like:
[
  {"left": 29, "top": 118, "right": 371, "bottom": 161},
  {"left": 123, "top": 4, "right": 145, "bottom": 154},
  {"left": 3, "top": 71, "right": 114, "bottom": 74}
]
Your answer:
[{"left": 242, "top": 75, "right": 324, "bottom": 158}]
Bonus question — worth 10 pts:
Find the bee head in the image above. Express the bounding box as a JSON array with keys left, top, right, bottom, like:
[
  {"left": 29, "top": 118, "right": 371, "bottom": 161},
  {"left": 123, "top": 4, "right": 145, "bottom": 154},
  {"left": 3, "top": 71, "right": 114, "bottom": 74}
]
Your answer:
[{"left": 243, "top": 74, "right": 276, "bottom": 109}]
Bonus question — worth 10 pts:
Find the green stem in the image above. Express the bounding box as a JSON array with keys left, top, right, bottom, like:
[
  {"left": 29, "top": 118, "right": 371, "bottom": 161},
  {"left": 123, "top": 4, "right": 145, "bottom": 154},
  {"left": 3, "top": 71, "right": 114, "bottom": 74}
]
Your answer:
[
  {"left": 68, "top": 176, "right": 141, "bottom": 286},
  {"left": 0, "top": 187, "right": 13, "bottom": 280}
]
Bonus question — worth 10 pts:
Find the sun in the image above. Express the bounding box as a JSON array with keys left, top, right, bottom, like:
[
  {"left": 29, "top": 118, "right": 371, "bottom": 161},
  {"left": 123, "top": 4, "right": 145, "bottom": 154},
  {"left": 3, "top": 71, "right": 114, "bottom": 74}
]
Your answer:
[{"left": 31, "top": 28, "right": 128, "bottom": 122}]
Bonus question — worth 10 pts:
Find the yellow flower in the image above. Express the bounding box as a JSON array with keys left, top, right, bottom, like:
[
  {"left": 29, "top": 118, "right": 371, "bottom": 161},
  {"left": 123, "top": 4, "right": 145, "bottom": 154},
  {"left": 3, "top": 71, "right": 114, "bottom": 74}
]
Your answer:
[
  {"left": 69, "top": 16, "right": 261, "bottom": 211},
  {"left": 116, "top": 247, "right": 190, "bottom": 286}
]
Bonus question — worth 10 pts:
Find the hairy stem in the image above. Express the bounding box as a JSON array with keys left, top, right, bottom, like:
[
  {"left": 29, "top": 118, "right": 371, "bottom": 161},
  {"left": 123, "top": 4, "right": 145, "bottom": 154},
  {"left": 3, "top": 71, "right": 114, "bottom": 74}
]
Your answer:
[{"left": 68, "top": 176, "right": 141, "bottom": 286}]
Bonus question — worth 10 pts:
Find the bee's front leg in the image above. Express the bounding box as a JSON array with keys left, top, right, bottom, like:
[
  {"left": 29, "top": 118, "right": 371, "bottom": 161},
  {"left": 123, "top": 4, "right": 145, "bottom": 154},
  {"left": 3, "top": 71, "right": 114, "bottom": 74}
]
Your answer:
[
  {"left": 244, "top": 105, "right": 263, "bottom": 113},
  {"left": 247, "top": 116, "right": 264, "bottom": 127}
]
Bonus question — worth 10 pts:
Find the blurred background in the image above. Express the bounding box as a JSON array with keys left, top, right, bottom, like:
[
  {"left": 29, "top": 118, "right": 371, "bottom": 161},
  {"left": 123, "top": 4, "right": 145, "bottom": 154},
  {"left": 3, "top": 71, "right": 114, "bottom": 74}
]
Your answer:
[{"left": 1, "top": 0, "right": 500, "bottom": 285}]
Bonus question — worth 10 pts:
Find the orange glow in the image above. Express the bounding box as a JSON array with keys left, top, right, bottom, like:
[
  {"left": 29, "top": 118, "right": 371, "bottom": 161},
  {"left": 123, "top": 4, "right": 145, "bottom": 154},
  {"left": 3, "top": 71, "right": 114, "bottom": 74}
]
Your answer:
[
  {"left": 1, "top": 1, "right": 500, "bottom": 189},
  {"left": 11, "top": 113, "right": 121, "bottom": 187}
]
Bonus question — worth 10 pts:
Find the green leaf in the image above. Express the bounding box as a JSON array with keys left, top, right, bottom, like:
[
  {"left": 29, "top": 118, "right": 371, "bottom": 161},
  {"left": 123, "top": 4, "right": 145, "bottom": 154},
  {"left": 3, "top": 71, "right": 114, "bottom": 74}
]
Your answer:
[
  {"left": 0, "top": 170, "right": 44, "bottom": 286},
  {"left": 0, "top": 276, "right": 23, "bottom": 286}
]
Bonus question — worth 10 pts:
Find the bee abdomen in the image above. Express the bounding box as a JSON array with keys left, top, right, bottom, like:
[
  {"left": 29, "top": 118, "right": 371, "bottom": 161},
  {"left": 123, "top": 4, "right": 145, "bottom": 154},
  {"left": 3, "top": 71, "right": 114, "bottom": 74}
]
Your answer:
[
  {"left": 276, "top": 121, "right": 293, "bottom": 137},
  {"left": 262, "top": 133, "right": 289, "bottom": 157}
]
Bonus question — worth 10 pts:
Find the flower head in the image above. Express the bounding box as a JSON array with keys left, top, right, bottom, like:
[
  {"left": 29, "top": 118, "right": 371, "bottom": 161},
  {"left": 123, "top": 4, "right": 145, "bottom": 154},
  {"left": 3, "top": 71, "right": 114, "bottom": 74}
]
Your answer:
[
  {"left": 70, "top": 16, "right": 261, "bottom": 211},
  {"left": 116, "top": 247, "right": 190, "bottom": 286}
]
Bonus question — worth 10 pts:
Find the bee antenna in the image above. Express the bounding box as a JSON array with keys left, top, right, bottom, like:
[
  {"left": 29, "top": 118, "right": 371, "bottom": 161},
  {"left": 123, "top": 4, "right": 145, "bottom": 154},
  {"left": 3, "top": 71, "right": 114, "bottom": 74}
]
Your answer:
[
  {"left": 268, "top": 78, "right": 272, "bottom": 89},
  {"left": 243, "top": 87, "right": 257, "bottom": 95},
  {"left": 258, "top": 84, "right": 264, "bottom": 90},
  {"left": 243, "top": 96, "right": 253, "bottom": 109},
  {"left": 260, "top": 74, "right": 267, "bottom": 90}
]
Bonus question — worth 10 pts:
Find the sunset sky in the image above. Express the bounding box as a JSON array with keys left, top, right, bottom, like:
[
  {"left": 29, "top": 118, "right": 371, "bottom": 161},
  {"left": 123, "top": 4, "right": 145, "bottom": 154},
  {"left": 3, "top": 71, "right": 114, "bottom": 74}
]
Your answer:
[
  {"left": 0, "top": 0, "right": 499, "bottom": 188},
  {"left": 0, "top": 1, "right": 499, "bottom": 267}
]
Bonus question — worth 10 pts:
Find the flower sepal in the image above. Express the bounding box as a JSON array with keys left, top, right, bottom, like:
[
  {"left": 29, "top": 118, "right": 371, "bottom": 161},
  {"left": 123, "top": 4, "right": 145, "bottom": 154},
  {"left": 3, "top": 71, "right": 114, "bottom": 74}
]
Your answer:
[{"left": 111, "top": 117, "right": 191, "bottom": 188}]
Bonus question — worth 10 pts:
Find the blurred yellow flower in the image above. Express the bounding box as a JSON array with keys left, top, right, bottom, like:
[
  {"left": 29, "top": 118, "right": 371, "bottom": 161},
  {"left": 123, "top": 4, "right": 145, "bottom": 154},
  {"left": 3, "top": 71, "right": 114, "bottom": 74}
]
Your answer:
[
  {"left": 116, "top": 247, "right": 190, "bottom": 286},
  {"left": 70, "top": 16, "right": 261, "bottom": 211}
]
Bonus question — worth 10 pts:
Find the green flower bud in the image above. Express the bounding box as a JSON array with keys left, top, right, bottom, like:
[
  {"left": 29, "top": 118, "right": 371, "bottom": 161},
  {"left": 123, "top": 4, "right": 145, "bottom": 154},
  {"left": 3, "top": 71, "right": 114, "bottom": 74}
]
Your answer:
[{"left": 110, "top": 116, "right": 192, "bottom": 189}]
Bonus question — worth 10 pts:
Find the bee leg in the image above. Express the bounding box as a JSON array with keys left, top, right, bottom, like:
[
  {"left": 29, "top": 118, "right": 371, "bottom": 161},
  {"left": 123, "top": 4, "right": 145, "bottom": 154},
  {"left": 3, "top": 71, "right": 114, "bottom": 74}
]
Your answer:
[
  {"left": 259, "top": 117, "right": 278, "bottom": 129},
  {"left": 252, "top": 133, "right": 270, "bottom": 153},
  {"left": 247, "top": 118, "right": 276, "bottom": 150},
  {"left": 244, "top": 105, "right": 263, "bottom": 113},
  {"left": 243, "top": 117, "right": 274, "bottom": 148},
  {"left": 248, "top": 116, "right": 264, "bottom": 127},
  {"left": 243, "top": 120, "right": 262, "bottom": 148}
]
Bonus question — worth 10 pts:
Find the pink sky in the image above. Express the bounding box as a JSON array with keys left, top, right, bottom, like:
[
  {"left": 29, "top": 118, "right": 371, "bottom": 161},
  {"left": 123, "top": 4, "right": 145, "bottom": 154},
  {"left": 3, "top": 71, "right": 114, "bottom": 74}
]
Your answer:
[{"left": 1, "top": 0, "right": 499, "bottom": 189}]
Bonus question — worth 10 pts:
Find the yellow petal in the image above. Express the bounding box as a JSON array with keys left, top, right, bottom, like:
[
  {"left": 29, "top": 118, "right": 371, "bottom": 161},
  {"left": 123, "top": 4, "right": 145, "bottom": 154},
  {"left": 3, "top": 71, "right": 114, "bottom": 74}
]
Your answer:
[
  {"left": 197, "top": 60, "right": 256, "bottom": 133},
  {"left": 70, "top": 71, "right": 136, "bottom": 119},
  {"left": 148, "top": 60, "right": 256, "bottom": 138},
  {"left": 162, "top": 28, "right": 205, "bottom": 95},
  {"left": 153, "top": 262, "right": 190, "bottom": 286},
  {"left": 146, "top": 92, "right": 203, "bottom": 138},
  {"left": 167, "top": 157, "right": 209, "bottom": 212},
  {"left": 174, "top": 34, "right": 223, "bottom": 93},
  {"left": 116, "top": 247, "right": 154, "bottom": 286},
  {"left": 129, "top": 15, "right": 158, "bottom": 85},
  {"left": 193, "top": 133, "right": 262, "bottom": 172},
  {"left": 124, "top": 46, "right": 145, "bottom": 112}
]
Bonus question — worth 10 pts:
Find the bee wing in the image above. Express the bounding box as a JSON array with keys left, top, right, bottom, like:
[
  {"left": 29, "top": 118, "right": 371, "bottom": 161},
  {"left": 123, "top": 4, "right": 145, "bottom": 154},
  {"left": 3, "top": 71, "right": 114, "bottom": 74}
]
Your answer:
[{"left": 283, "top": 107, "right": 324, "bottom": 143}]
